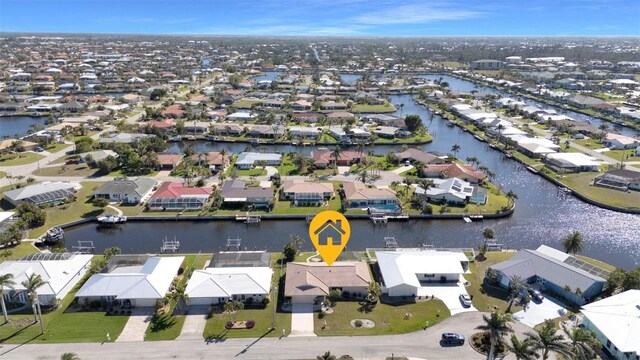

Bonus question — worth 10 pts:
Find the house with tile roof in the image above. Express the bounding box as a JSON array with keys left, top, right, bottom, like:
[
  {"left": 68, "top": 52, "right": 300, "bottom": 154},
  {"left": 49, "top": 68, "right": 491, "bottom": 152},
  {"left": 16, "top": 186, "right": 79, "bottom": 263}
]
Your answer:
[
  {"left": 147, "top": 182, "right": 212, "bottom": 211},
  {"left": 342, "top": 182, "right": 399, "bottom": 212},
  {"left": 284, "top": 262, "right": 371, "bottom": 304},
  {"left": 422, "top": 163, "right": 486, "bottom": 183},
  {"left": 281, "top": 180, "right": 334, "bottom": 206}
]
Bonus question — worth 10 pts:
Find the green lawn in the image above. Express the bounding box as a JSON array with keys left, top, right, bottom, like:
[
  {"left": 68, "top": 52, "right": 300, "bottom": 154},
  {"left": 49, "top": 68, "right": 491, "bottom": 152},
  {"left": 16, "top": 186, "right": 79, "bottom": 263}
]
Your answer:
[
  {"left": 318, "top": 133, "right": 338, "bottom": 143},
  {"left": 572, "top": 139, "right": 604, "bottom": 150},
  {"left": 0, "top": 152, "right": 45, "bottom": 166},
  {"left": 602, "top": 150, "right": 640, "bottom": 162},
  {"left": 45, "top": 143, "right": 71, "bottom": 153},
  {"left": 234, "top": 99, "right": 262, "bottom": 109},
  {"left": 560, "top": 172, "right": 640, "bottom": 210},
  {"left": 203, "top": 254, "right": 291, "bottom": 339},
  {"left": 351, "top": 103, "right": 397, "bottom": 113},
  {"left": 2, "top": 242, "right": 40, "bottom": 260},
  {"left": 32, "top": 164, "right": 98, "bottom": 177},
  {"left": 463, "top": 252, "right": 523, "bottom": 313},
  {"left": 144, "top": 255, "right": 210, "bottom": 341},
  {"left": 315, "top": 299, "right": 449, "bottom": 336},
  {"left": 28, "top": 181, "right": 107, "bottom": 238},
  {"left": 0, "top": 171, "right": 5, "bottom": 179},
  {"left": 0, "top": 281, "right": 129, "bottom": 344},
  {"left": 108, "top": 169, "right": 159, "bottom": 177},
  {"left": 373, "top": 132, "right": 433, "bottom": 144}
]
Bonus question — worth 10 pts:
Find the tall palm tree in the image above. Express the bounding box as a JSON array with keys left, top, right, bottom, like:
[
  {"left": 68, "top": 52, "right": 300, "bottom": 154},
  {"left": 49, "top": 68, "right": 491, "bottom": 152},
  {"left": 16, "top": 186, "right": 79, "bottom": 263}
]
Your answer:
[
  {"left": 507, "top": 334, "right": 539, "bottom": 360},
  {"left": 563, "top": 326, "right": 600, "bottom": 360},
  {"left": 331, "top": 146, "right": 343, "bottom": 175},
  {"left": 526, "top": 320, "right": 573, "bottom": 360},
  {"left": 506, "top": 190, "right": 518, "bottom": 207},
  {"left": 506, "top": 275, "right": 522, "bottom": 313},
  {"left": 562, "top": 231, "right": 584, "bottom": 255},
  {"left": 21, "top": 273, "right": 45, "bottom": 333},
  {"left": 0, "top": 274, "right": 16, "bottom": 324},
  {"left": 451, "top": 144, "right": 461, "bottom": 158},
  {"left": 61, "top": 353, "right": 81, "bottom": 360},
  {"left": 476, "top": 312, "right": 514, "bottom": 360}
]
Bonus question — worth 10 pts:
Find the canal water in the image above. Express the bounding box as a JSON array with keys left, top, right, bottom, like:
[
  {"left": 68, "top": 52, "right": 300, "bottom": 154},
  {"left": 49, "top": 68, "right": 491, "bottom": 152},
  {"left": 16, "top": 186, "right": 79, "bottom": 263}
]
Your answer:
[
  {"left": 65, "top": 88, "right": 640, "bottom": 269},
  {"left": 0, "top": 116, "right": 47, "bottom": 138}
]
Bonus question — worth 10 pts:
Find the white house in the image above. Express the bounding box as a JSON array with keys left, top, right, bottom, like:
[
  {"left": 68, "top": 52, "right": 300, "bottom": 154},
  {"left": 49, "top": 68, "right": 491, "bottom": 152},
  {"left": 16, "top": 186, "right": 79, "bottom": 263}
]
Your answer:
[
  {"left": 581, "top": 290, "right": 640, "bottom": 360},
  {"left": 75, "top": 256, "right": 184, "bottom": 307},
  {"left": 93, "top": 177, "right": 157, "bottom": 204},
  {"left": 235, "top": 152, "right": 282, "bottom": 169},
  {"left": 414, "top": 177, "right": 487, "bottom": 205},
  {"left": 603, "top": 133, "right": 639, "bottom": 150},
  {"left": 0, "top": 253, "right": 93, "bottom": 306},
  {"left": 374, "top": 250, "right": 469, "bottom": 298},
  {"left": 544, "top": 153, "right": 601, "bottom": 173},
  {"left": 185, "top": 267, "right": 273, "bottom": 305}
]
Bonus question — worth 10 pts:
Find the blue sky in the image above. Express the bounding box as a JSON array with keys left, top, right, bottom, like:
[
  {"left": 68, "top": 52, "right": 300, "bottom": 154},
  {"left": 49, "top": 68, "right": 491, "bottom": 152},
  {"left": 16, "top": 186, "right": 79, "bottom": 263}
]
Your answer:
[{"left": 1, "top": 0, "right": 639, "bottom": 36}]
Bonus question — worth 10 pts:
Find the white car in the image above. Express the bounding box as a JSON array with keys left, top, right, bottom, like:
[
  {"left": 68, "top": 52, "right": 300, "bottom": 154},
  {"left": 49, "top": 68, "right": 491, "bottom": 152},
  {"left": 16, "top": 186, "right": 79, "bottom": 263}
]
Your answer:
[{"left": 459, "top": 294, "right": 472, "bottom": 307}]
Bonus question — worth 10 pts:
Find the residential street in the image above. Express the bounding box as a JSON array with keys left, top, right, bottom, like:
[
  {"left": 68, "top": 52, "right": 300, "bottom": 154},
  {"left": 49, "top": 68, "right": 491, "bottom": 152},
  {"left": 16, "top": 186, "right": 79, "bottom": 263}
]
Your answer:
[{"left": 0, "top": 312, "right": 534, "bottom": 360}]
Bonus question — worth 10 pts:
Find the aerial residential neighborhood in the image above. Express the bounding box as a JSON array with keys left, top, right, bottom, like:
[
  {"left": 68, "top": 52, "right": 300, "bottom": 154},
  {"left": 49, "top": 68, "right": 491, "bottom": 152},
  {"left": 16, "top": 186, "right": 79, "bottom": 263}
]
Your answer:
[{"left": 0, "top": 1, "right": 638, "bottom": 359}]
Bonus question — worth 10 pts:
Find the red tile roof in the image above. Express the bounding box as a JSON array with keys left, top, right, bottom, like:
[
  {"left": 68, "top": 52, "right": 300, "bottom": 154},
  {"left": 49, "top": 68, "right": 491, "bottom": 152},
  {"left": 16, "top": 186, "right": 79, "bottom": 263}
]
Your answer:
[
  {"left": 423, "top": 163, "right": 486, "bottom": 181},
  {"left": 151, "top": 182, "right": 213, "bottom": 199}
]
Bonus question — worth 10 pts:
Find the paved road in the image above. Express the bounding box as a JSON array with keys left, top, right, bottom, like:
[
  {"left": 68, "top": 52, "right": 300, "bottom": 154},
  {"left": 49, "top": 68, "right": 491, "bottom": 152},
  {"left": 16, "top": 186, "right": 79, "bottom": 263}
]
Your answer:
[{"left": 0, "top": 312, "right": 534, "bottom": 360}]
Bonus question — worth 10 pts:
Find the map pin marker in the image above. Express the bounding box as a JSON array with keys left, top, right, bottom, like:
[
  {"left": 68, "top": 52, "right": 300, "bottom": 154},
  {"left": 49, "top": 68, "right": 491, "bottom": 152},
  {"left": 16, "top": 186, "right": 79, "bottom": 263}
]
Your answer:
[{"left": 309, "top": 210, "right": 351, "bottom": 266}]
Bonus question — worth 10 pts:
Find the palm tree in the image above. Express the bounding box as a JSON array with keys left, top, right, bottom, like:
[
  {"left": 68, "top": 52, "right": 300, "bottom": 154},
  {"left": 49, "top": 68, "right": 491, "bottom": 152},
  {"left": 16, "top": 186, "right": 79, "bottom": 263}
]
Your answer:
[
  {"left": 357, "top": 169, "right": 369, "bottom": 184},
  {"left": 331, "top": 146, "right": 343, "bottom": 175},
  {"left": 317, "top": 351, "right": 337, "bottom": 360},
  {"left": 506, "top": 275, "right": 523, "bottom": 313},
  {"left": 450, "top": 144, "right": 461, "bottom": 158},
  {"left": 0, "top": 274, "right": 16, "bottom": 324},
  {"left": 61, "top": 353, "right": 81, "bottom": 360},
  {"left": 506, "top": 190, "right": 518, "bottom": 207},
  {"left": 496, "top": 124, "right": 506, "bottom": 146},
  {"left": 563, "top": 326, "right": 600, "bottom": 360},
  {"left": 413, "top": 160, "right": 425, "bottom": 177},
  {"left": 21, "top": 273, "right": 45, "bottom": 333},
  {"left": 476, "top": 312, "right": 514, "bottom": 360},
  {"left": 526, "top": 320, "right": 573, "bottom": 360},
  {"left": 562, "top": 230, "right": 584, "bottom": 255},
  {"left": 507, "top": 335, "right": 539, "bottom": 360}
]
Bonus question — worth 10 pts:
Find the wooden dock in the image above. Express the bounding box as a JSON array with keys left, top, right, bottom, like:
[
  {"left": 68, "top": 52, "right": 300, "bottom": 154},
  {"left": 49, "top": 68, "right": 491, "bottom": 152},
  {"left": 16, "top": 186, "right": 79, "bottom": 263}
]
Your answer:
[{"left": 236, "top": 214, "right": 261, "bottom": 224}]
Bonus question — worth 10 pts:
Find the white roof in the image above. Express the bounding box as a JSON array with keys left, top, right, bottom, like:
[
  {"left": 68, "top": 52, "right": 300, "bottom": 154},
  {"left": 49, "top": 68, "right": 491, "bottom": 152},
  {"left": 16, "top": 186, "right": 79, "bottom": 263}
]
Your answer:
[
  {"left": 516, "top": 137, "right": 561, "bottom": 150},
  {"left": 375, "top": 250, "right": 467, "bottom": 289},
  {"left": 0, "top": 254, "right": 93, "bottom": 297},
  {"left": 236, "top": 152, "right": 282, "bottom": 165},
  {"left": 546, "top": 152, "right": 601, "bottom": 167},
  {"left": 536, "top": 244, "right": 570, "bottom": 262},
  {"left": 186, "top": 267, "right": 272, "bottom": 298},
  {"left": 0, "top": 211, "right": 15, "bottom": 224},
  {"left": 582, "top": 290, "right": 640, "bottom": 354},
  {"left": 76, "top": 256, "right": 183, "bottom": 300},
  {"left": 3, "top": 182, "right": 80, "bottom": 202}
]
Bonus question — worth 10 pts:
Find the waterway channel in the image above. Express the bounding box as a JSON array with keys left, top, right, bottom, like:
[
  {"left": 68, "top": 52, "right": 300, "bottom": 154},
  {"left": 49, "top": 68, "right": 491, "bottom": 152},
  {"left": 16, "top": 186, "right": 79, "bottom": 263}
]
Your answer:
[{"left": 65, "top": 81, "right": 640, "bottom": 269}]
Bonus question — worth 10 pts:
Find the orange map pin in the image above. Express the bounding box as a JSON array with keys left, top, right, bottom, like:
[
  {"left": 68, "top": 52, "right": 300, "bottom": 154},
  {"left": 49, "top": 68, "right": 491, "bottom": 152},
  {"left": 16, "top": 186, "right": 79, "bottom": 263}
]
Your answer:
[{"left": 308, "top": 210, "right": 351, "bottom": 266}]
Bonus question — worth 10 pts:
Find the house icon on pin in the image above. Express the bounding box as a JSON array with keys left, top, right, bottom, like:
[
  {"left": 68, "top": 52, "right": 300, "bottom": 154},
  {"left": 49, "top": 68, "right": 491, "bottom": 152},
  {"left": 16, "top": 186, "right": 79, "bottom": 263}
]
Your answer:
[{"left": 313, "top": 219, "right": 346, "bottom": 246}]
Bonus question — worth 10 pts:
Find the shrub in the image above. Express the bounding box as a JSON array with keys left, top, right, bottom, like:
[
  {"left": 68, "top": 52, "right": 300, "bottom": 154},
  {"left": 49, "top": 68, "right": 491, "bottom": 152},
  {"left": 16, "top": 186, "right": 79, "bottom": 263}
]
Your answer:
[
  {"left": 354, "top": 320, "right": 363, "bottom": 328},
  {"left": 245, "top": 320, "right": 255, "bottom": 329},
  {"left": 93, "top": 197, "right": 110, "bottom": 208},
  {"left": 90, "top": 300, "right": 102, "bottom": 308},
  {"left": 261, "top": 297, "right": 270, "bottom": 306},
  {"left": 225, "top": 321, "right": 234, "bottom": 329},
  {"left": 245, "top": 297, "right": 254, "bottom": 305}
]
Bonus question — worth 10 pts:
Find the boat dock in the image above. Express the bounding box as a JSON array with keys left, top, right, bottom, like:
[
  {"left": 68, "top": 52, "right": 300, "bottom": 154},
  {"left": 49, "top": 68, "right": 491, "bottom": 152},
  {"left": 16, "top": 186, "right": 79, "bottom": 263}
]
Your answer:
[
  {"left": 226, "top": 237, "right": 242, "bottom": 251},
  {"left": 160, "top": 237, "right": 180, "bottom": 253},
  {"left": 236, "top": 214, "right": 261, "bottom": 224}
]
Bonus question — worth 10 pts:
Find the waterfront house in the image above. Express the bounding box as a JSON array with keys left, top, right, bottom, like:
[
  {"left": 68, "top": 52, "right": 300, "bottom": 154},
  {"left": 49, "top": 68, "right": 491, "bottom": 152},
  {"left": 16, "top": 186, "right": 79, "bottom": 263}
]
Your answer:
[
  {"left": 0, "top": 139, "right": 38, "bottom": 153},
  {"left": 234, "top": 152, "right": 282, "bottom": 169},
  {"left": 543, "top": 153, "right": 601, "bottom": 173},
  {"left": 326, "top": 111, "right": 356, "bottom": 122},
  {"left": 342, "top": 182, "right": 398, "bottom": 211},
  {"left": 374, "top": 249, "right": 469, "bottom": 298},
  {"left": 156, "top": 153, "right": 184, "bottom": 170},
  {"left": 593, "top": 169, "right": 640, "bottom": 192},
  {"left": 246, "top": 125, "right": 286, "bottom": 138},
  {"left": 227, "top": 112, "right": 255, "bottom": 122},
  {"left": 487, "top": 245, "right": 607, "bottom": 305},
  {"left": 470, "top": 59, "right": 505, "bottom": 70},
  {"left": 75, "top": 256, "right": 184, "bottom": 308},
  {"left": 394, "top": 148, "right": 446, "bottom": 165},
  {"left": 185, "top": 266, "right": 273, "bottom": 305},
  {"left": 190, "top": 151, "right": 230, "bottom": 174},
  {"left": 147, "top": 182, "right": 212, "bottom": 211},
  {"left": 414, "top": 177, "right": 487, "bottom": 205},
  {"left": 581, "top": 290, "right": 640, "bottom": 360},
  {"left": 288, "top": 126, "right": 322, "bottom": 140},
  {"left": 209, "top": 251, "right": 271, "bottom": 268},
  {"left": 421, "top": 163, "right": 486, "bottom": 183},
  {"left": 284, "top": 262, "right": 371, "bottom": 304},
  {"left": 3, "top": 182, "right": 79, "bottom": 207},
  {"left": 603, "top": 133, "right": 639, "bottom": 150},
  {"left": 220, "top": 179, "right": 274, "bottom": 209},
  {"left": 292, "top": 112, "right": 321, "bottom": 123},
  {"left": 327, "top": 126, "right": 352, "bottom": 144},
  {"left": 311, "top": 149, "right": 363, "bottom": 168},
  {"left": 0, "top": 253, "right": 93, "bottom": 306},
  {"left": 99, "top": 133, "right": 153, "bottom": 144},
  {"left": 93, "top": 177, "right": 157, "bottom": 204},
  {"left": 280, "top": 180, "right": 334, "bottom": 206},
  {"left": 209, "top": 123, "right": 243, "bottom": 136}
]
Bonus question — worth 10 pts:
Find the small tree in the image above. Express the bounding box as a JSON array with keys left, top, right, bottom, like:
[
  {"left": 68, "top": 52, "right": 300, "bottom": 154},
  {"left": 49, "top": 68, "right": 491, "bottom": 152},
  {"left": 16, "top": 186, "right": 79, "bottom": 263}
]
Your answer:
[{"left": 93, "top": 197, "right": 110, "bottom": 208}]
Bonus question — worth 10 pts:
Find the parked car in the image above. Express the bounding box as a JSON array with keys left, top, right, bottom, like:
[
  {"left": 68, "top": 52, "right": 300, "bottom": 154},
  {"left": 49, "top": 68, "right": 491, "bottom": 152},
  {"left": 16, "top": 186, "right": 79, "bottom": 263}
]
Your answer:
[
  {"left": 529, "top": 288, "right": 544, "bottom": 302},
  {"left": 34, "top": 147, "right": 44, "bottom": 152},
  {"left": 459, "top": 294, "right": 472, "bottom": 307},
  {"left": 441, "top": 333, "right": 465, "bottom": 345},
  {"left": 65, "top": 159, "right": 80, "bottom": 165}
]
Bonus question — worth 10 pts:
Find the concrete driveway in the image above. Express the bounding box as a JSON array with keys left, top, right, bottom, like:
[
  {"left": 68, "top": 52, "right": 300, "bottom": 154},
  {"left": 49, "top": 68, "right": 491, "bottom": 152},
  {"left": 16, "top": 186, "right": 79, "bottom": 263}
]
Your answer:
[
  {"left": 290, "top": 303, "right": 316, "bottom": 337},
  {"left": 392, "top": 165, "right": 414, "bottom": 174},
  {"left": 177, "top": 305, "right": 209, "bottom": 341},
  {"left": 116, "top": 308, "right": 153, "bottom": 342},
  {"left": 420, "top": 277, "right": 478, "bottom": 316},
  {"left": 512, "top": 294, "right": 567, "bottom": 328}
]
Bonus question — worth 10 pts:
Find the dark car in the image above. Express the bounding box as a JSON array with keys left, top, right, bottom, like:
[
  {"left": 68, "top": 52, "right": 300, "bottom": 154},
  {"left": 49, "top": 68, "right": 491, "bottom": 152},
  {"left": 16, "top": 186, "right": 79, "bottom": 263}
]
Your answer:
[
  {"left": 529, "top": 288, "right": 544, "bottom": 302},
  {"left": 65, "top": 159, "right": 80, "bottom": 165},
  {"left": 441, "top": 332, "right": 465, "bottom": 345}
]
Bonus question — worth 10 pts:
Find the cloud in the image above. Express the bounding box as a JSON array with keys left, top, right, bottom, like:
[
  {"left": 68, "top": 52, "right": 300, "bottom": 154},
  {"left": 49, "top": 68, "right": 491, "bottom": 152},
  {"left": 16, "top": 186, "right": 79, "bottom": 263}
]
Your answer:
[
  {"left": 185, "top": 24, "right": 366, "bottom": 36},
  {"left": 353, "top": 3, "right": 483, "bottom": 25}
]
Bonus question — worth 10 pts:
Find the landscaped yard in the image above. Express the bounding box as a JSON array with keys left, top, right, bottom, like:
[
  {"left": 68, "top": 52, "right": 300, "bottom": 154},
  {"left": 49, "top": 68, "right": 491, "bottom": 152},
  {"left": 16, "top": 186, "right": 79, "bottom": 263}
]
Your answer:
[
  {"left": 2, "top": 241, "right": 39, "bottom": 259},
  {"left": 33, "top": 164, "right": 98, "bottom": 177},
  {"left": 202, "top": 254, "right": 291, "bottom": 339},
  {"left": 463, "top": 252, "right": 522, "bottom": 314},
  {"left": 560, "top": 172, "right": 640, "bottom": 210},
  {"left": 602, "top": 150, "right": 640, "bottom": 162},
  {"left": 0, "top": 171, "right": 5, "bottom": 179},
  {"left": 0, "top": 285, "right": 129, "bottom": 344},
  {"left": 315, "top": 299, "right": 449, "bottom": 336},
  {"left": 28, "top": 181, "right": 107, "bottom": 238},
  {"left": 351, "top": 103, "right": 397, "bottom": 113},
  {"left": 44, "top": 143, "right": 71, "bottom": 153},
  {"left": 0, "top": 152, "right": 45, "bottom": 166}
]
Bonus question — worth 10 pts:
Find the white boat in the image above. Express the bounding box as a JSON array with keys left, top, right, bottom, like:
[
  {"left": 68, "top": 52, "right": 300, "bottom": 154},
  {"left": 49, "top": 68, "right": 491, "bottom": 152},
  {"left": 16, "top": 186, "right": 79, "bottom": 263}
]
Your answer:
[{"left": 97, "top": 214, "right": 127, "bottom": 224}]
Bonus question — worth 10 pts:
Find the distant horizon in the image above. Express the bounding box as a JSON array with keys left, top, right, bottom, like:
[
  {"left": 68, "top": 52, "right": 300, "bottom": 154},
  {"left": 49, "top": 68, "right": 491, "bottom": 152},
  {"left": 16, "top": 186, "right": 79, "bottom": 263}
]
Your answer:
[{"left": 1, "top": 0, "right": 639, "bottom": 36}]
